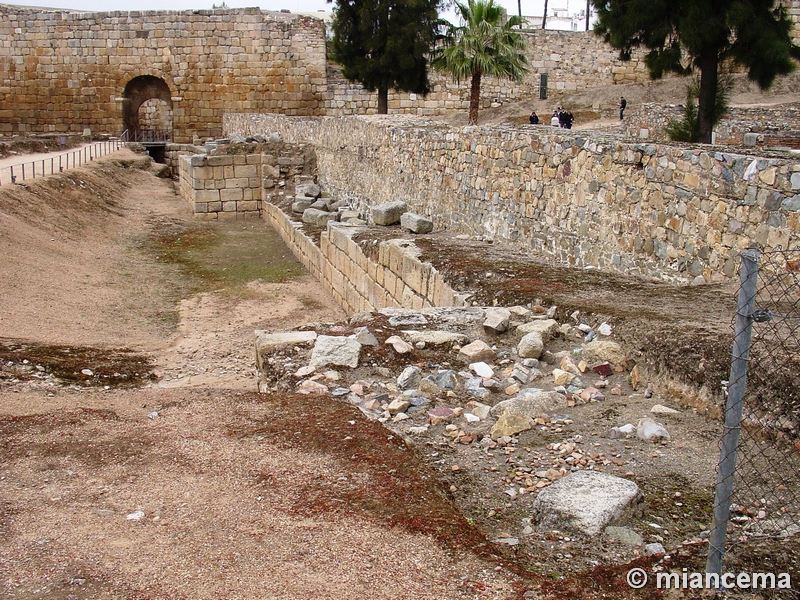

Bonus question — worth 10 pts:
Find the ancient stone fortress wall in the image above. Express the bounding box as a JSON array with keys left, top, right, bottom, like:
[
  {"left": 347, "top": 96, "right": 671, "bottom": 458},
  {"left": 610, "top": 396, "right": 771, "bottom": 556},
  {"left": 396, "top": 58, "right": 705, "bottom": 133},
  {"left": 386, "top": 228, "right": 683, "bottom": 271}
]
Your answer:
[
  {"left": 323, "top": 30, "right": 650, "bottom": 117},
  {"left": 0, "top": 3, "right": 650, "bottom": 138},
  {"left": 227, "top": 114, "right": 800, "bottom": 282},
  {"left": 0, "top": 4, "right": 327, "bottom": 142}
]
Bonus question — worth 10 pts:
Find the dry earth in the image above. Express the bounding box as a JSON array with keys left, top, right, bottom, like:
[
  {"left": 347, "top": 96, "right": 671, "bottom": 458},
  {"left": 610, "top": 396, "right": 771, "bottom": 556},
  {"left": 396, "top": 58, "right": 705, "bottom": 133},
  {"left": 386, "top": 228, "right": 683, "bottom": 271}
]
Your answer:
[
  {"left": 0, "top": 122, "right": 798, "bottom": 599},
  {"left": 0, "top": 152, "right": 524, "bottom": 599}
]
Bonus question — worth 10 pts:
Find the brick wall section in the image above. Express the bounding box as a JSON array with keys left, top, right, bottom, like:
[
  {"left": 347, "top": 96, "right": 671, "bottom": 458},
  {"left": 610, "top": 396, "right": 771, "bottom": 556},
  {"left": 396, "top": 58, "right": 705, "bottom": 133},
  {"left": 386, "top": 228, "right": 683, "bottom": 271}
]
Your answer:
[
  {"left": 263, "top": 204, "right": 463, "bottom": 316},
  {"left": 226, "top": 114, "right": 800, "bottom": 282},
  {"left": 0, "top": 5, "right": 327, "bottom": 141}
]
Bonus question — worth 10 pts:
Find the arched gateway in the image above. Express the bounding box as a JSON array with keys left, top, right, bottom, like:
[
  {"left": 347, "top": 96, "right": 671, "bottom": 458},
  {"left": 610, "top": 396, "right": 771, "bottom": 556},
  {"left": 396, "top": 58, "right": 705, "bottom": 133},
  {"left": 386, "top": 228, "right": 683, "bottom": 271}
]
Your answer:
[{"left": 121, "top": 75, "right": 173, "bottom": 144}]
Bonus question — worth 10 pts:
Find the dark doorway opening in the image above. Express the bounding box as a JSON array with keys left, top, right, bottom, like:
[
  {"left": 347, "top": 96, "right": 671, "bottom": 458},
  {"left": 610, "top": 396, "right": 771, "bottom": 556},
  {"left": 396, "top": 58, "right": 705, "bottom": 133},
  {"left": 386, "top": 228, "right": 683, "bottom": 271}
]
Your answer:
[{"left": 147, "top": 145, "right": 167, "bottom": 164}]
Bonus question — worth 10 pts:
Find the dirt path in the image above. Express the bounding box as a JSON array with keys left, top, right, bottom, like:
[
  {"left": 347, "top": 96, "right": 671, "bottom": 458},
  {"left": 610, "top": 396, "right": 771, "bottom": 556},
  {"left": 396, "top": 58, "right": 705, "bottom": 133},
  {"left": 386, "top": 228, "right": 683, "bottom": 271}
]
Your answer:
[{"left": 0, "top": 152, "right": 529, "bottom": 599}]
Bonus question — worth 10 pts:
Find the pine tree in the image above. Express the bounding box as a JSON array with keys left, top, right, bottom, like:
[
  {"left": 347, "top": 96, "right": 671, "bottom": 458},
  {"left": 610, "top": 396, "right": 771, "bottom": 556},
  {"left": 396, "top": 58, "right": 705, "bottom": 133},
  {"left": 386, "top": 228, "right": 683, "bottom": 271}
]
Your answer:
[
  {"left": 435, "top": 0, "right": 529, "bottom": 125},
  {"left": 591, "top": 0, "right": 800, "bottom": 143},
  {"left": 329, "top": 0, "right": 442, "bottom": 114}
]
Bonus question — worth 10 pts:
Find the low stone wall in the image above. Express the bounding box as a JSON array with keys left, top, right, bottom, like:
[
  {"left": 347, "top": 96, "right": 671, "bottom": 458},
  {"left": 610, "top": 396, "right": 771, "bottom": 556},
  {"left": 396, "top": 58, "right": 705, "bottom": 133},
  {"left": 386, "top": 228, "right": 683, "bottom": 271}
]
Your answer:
[
  {"left": 623, "top": 103, "right": 800, "bottom": 145},
  {"left": 176, "top": 143, "right": 314, "bottom": 218},
  {"left": 178, "top": 153, "right": 264, "bottom": 219},
  {"left": 226, "top": 114, "right": 800, "bottom": 282},
  {"left": 264, "top": 203, "right": 463, "bottom": 316}
]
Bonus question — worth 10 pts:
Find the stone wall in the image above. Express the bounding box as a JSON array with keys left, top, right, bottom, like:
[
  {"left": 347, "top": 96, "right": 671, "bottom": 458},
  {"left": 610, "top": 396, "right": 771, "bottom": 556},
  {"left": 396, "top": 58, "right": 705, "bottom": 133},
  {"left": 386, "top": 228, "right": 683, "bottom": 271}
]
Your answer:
[
  {"left": 622, "top": 103, "right": 800, "bottom": 145},
  {"left": 264, "top": 204, "right": 464, "bottom": 315},
  {"left": 0, "top": 5, "right": 327, "bottom": 142},
  {"left": 227, "top": 114, "right": 800, "bottom": 282},
  {"left": 323, "top": 30, "right": 650, "bottom": 117},
  {"left": 176, "top": 143, "right": 313, "bottom": 219},
  {"left": 3, "top": 2, "right": 798, "bottom": 139},
  {"left": 0, "top": 4, "right": 648, "bottom": 139},
  {"left": 178, "top": 153, "right": 264, "bottom": 219}
]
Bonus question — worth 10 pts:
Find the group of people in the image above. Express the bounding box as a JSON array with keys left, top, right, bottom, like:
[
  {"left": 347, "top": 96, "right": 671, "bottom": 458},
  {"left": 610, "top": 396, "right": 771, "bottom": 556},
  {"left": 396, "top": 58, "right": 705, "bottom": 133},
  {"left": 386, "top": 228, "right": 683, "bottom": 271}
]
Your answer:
[
  {"left": 527, "top": 97, "right": 628, "bottom": 128},
  {"left": 529, "top": 108, "right": 574, "bottom": 129}
]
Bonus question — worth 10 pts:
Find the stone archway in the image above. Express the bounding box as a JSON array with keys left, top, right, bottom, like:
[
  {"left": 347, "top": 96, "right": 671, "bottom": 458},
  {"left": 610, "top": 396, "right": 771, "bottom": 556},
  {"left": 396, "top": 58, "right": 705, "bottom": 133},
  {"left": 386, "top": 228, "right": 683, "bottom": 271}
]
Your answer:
[{"left": 122, "top": 75, "right": 173, "bottom": 142}]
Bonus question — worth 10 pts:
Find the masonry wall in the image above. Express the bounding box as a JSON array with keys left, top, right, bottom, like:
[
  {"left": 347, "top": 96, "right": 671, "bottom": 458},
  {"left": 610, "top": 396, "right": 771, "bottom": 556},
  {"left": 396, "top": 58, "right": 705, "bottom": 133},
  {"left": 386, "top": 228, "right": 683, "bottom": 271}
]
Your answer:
[
  {"left": 0, "top": 5, "right": 327, "bottom": 142},
  {"left": 323, "top": 30, "right": 650, "bottom": 118},
  {"left": 176, "top": 143, "right": 313, "bottom": 218},
  {"left": 227, "top": 114, "right": 800, "bottom": 282},
  {"left": 622, "top": 103, "right": 800, "bottom": 146},
  {"left": 263, "top": 204, "right": 463, "bottom": 316}
]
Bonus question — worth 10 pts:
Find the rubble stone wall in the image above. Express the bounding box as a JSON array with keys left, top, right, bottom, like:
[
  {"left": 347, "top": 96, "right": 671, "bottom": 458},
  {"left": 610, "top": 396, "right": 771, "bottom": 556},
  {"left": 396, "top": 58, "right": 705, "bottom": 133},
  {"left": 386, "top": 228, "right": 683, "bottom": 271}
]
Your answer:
[
  {"left": 264, "top": 205, "right": 463, "bottom": 315},
  {"left": 227, "top": 114, "right": 800, "bottom": 282},
  {"left": 622, "top": 103, "right": 800, "bottom": 145}
]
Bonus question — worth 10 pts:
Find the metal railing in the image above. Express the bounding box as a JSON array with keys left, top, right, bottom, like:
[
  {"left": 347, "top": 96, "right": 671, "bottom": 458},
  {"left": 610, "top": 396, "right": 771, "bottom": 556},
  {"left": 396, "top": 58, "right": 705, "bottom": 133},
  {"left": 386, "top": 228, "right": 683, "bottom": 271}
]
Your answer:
[
  {"left": 0, "top": 139, "right": 123, "bottom": 187},
  {"left": 119, "top": 129, "right": 172, "bottom": 144}
]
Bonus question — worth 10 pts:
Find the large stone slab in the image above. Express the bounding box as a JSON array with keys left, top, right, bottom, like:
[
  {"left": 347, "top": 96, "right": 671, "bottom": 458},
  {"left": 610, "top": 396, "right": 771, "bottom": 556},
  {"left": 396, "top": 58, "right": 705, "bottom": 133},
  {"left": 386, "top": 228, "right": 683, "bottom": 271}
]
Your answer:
[
  {"left": 371, "top": 200, "right": 408, "bottom": 226},
  {"left": 401, "top": 330, "right": 469, "bottom": 345},
  {"left": 582, "top": 340, "right": 627, "bottom": 366},
  {"left": 302, "top": 208, "right": 339, "bottom": 227},
  {"left": 516, "top": 319, "right": 560, "bottom": 341},
  {"left": 490, "top": 389, "right": 567, "bottom": 418},
  {"left": 255, "top": 330, "right": 318, "bottom": 372},
  {"left": 531, "top": 471, "right": 641, "bottom": 536},
  {"left": 309, "top": 335, "right": 362, "bottom": 368},
  {"left": 400, "top": 212, "right": 433, "bottom": 234}
]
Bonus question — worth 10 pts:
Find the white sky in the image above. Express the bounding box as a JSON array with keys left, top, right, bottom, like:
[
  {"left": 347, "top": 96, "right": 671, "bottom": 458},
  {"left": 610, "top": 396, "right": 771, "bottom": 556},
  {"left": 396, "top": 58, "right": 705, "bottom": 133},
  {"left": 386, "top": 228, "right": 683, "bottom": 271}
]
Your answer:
[{"left": 6, "top": 0, "right": 589, "bottom": 23}]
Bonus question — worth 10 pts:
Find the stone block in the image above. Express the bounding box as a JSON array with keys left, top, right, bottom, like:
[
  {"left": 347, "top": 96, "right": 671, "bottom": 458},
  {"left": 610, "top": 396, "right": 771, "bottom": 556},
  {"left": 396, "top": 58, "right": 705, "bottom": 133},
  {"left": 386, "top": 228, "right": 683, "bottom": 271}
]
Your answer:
[
  {"left": 400, "top": 212, "right": 434, "bottom": 234},
  {"left": 302, "top": 208, "right": 340, "bottom": 228},
  {"left": 371, "top": 200, "right": 408, "bottom": 226},
  {"left": 195, "top": 189, "right": 220, "bottom": 202},
  {"left": 207, "top": 155, "right": 233, "bottom": 167},
  {"left": 238, "top": 201, "right": 259, "bottom": 212},
  {"left": 531, "top": 471, "right": 641, "bottom": 536},
  {"left": 234, "top": 164, "right": 258, "bottom": 178},
  {"left": 220, "top": 188, "right": 244, "bottom": 202}
]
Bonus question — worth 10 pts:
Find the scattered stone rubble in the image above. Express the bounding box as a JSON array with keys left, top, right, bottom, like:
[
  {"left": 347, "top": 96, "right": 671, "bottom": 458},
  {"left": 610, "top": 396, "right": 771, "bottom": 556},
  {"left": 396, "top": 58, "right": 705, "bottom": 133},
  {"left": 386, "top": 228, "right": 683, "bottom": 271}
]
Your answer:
[
  {"left": 255, "top": 304, "right": 691, "bottom": 540},
  {"left": 290, "top": 184, "right": 434, "bottom": 235}
]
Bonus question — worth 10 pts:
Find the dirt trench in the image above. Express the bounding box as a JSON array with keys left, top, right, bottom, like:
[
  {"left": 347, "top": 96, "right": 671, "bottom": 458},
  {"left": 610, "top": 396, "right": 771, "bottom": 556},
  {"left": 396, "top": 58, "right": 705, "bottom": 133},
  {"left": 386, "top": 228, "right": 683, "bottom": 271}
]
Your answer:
[{"left": 0, "top": 150, "right": 797, "bottom": 600}]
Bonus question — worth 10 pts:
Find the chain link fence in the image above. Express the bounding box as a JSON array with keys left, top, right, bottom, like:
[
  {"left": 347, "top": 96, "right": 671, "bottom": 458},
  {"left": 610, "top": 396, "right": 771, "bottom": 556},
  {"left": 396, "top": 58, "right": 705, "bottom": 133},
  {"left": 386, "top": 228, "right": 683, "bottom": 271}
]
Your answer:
[{"left": 707, "top": 247, "right": 800, "bottom": 596}]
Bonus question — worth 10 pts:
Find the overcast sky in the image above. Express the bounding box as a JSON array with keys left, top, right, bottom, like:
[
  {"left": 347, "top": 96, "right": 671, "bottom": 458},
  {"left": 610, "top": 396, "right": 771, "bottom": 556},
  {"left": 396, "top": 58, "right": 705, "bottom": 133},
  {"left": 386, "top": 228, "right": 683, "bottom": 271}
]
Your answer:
[{"left": 7, "top": 0, "right": 586, "bottom": 23}]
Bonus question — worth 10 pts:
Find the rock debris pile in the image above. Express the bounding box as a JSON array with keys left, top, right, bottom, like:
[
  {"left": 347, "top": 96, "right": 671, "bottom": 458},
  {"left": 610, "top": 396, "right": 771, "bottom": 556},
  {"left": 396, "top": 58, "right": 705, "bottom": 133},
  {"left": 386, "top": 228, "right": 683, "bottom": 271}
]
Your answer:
[{"left": 256, "top": 304, "right": 692, "bottom": 541}]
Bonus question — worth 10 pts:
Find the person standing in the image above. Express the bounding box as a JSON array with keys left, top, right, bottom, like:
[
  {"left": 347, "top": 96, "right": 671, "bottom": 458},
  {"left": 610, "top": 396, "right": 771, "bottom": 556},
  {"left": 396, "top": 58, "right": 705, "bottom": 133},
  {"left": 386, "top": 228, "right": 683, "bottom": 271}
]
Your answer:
[
  {"left": 529, "top": 111, "right": 539, "bottom": 124},
  {"left": 619, "top": 96, "right": 627, "bottom": 120}
]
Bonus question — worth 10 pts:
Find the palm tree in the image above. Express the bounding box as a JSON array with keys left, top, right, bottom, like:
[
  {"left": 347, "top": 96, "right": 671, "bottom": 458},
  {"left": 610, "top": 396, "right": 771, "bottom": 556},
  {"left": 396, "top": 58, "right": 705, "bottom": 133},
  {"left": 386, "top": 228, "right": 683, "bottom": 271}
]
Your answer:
[{"left": 435, "top": 0, "right": 529, "bottom": 125}]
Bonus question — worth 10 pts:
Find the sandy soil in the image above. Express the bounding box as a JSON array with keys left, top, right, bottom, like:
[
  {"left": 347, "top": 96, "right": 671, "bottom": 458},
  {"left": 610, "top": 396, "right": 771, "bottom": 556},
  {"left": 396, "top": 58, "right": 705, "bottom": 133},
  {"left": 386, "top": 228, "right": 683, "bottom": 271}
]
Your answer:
[
  {"left": 0, "top": 151, "right": 530, "bottom": 599},
  {"left": 1, "top": 130, "right": 797, "bottom": 597}
]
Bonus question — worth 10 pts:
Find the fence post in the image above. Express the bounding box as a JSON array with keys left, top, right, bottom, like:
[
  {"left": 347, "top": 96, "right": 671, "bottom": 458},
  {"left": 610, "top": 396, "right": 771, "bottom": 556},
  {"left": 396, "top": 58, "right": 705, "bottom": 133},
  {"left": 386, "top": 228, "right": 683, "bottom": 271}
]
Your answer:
[{"left": 706, "top": 248, "right": 761, "bottom": 577}]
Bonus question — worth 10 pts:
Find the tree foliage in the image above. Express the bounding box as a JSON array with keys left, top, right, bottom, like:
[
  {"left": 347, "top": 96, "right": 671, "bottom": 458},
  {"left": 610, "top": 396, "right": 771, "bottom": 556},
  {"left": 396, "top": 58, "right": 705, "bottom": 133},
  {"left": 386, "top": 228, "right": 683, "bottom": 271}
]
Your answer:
[
  {"left": 328, "top": 0, "right": 443, "bottom": 114},
  {"left": 435, "top": 0, "right": 529, "bottom": 125},
  {"left": 591, "top": 0, "right": 800, "bottom": 143}
]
